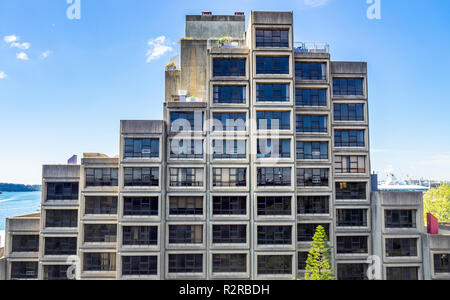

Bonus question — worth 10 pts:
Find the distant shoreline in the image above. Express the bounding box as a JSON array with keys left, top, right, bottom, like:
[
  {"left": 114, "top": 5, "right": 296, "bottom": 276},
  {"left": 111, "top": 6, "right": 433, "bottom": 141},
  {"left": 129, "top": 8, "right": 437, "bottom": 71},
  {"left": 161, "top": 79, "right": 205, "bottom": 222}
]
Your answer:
[{"left": 0, "top": 183, "right": 41, "bottom": 193}]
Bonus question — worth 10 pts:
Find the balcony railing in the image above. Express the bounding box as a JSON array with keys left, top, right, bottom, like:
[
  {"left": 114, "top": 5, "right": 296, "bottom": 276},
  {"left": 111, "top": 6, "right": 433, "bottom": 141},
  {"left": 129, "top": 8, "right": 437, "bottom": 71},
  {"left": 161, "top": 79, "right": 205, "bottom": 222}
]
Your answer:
[
  {"left": 207, "top": 38, "right": 248, "bottom": 50},
  {"left": 294, "top": 42, "right": 329, "bottom": 54}
]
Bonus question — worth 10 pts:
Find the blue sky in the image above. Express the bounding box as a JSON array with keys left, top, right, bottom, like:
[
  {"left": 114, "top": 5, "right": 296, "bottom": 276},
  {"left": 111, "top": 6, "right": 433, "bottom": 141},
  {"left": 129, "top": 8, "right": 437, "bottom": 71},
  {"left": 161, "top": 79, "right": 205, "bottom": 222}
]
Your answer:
[{"left": 0, "top": 0, "right": 449, "bottom": 184}]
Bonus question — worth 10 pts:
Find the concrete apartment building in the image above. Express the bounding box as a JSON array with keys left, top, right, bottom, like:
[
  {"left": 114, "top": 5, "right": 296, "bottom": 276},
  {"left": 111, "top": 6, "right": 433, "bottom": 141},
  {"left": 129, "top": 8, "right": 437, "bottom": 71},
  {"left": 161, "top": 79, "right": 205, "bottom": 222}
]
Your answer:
[{"left": 1, "top": 11, "right": 449, "bottom": 280}]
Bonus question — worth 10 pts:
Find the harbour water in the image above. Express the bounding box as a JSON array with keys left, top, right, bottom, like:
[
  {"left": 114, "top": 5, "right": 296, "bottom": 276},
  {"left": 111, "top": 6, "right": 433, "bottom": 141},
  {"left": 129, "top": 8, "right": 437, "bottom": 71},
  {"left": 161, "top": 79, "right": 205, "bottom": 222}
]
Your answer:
[{"left": 0, "top": 192, "right": 41, "bottom": 231}]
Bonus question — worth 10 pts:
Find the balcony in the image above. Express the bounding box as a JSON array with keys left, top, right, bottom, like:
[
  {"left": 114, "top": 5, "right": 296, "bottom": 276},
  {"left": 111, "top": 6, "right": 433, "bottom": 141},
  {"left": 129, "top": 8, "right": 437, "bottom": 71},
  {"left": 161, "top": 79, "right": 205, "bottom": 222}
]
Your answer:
[{"left": 294, "top": 42, "right": 329, "bottom": 54}]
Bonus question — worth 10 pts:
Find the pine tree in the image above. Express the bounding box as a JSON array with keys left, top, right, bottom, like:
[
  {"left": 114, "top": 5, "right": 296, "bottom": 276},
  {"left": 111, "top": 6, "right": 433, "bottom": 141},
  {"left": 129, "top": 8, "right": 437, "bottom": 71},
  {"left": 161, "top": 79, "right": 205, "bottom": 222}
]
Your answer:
[{"left": 304, "top": 225, "right": 334, "bottom": 280}]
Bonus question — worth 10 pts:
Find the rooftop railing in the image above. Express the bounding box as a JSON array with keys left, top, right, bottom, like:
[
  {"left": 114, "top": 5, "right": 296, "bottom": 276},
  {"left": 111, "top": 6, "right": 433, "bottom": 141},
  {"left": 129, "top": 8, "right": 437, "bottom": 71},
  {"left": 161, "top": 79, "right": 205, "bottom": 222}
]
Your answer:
[{"left": 294, "top": 42, "right": 329, "bottom": 54}]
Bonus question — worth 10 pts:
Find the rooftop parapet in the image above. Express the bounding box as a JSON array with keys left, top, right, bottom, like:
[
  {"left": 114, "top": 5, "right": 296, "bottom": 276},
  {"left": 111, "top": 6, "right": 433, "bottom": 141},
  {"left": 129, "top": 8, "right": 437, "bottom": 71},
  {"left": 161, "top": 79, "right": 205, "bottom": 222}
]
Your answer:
[
  {"left": 43, "top": 165, "right": 80, "bottom": 179},
  {"left": 331, "top": 61, "right": 367, "bottom": 74},
  {"left": 371, "top": 191, "right": 423, "bottom": 206},
  {"left": 186, "top": 14, "right": 246, "bottom": 39},
  {"left": 250, "top": 11, "right": 293, "bottom": 25},
  {"left": 121, "top": 120, "right": 165, "bottom": 135},
  {"left": 81, "top": 153, "right": 119, "bottom": 166},
  {"left": 6, "top": 215, "right": 40, "bottom": 233}
]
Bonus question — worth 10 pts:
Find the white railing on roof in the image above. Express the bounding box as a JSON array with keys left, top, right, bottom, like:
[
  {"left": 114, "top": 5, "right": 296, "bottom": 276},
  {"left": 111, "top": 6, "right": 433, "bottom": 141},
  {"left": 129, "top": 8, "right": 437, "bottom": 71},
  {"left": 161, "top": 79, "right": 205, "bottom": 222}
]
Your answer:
[{"left": 294, "top": 42, "right": 329, "bottom": 54}]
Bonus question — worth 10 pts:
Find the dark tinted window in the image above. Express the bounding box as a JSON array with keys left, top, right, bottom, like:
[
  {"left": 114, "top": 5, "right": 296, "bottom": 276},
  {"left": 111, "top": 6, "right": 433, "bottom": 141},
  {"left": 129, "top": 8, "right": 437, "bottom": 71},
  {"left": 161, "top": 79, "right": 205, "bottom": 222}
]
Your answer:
[
  {"left": 46, "top": 182, "right": 79, "bottom": 201},
  {"left": 334, "top": 104, "right": 364, "bottom": 121},
  {"left": 333, "top": 78, "right": 364, "bottom": 96},
  {"left": 296, "top": 115, "right": 328, "bottom": 133},
  {"left": 257, "top": 111, "right": 290, "bottom": 130},
  {"left": 85, "top": 168, "right": 118, "bottom": 187},
  {"left": 256, "top": 84, "right": 290, "bottom": 102},
  {"left": 124, "top": 138, "right": 159, "bottom": 158},
  {"left": 256, "top": 56, "right": 289, "bottom": 74},
  {"left": 256, "top": 29, "right": 289, "bottom": 48},
  {"left": 296, "top": 89, "right": 327, "bottom": 106},
  {"left": 213, "top": 86, "right": 246, "bottom": 104},
  {"left": 213, "top": 59, "right": 246, "bottom": 77}
]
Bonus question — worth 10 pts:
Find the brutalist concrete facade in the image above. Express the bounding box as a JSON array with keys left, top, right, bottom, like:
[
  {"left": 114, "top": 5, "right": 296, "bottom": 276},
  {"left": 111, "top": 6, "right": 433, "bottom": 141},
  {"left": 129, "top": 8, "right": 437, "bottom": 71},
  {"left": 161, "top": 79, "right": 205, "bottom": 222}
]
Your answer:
[{"left": 1, "top": 11, "right": 448, "bottom": 281}]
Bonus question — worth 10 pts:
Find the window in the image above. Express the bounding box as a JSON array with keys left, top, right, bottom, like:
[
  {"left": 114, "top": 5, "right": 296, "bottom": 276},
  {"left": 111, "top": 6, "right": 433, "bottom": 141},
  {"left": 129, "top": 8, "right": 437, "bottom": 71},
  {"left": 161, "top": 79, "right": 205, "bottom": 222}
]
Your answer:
[
  {"left": 296, "top": 142, "right": 328, "bottom": 160},
  {"left": 169, "top": 225, "right": 203, "bottom": 244},
  {"left": 298, "top": 196, "right": 329, "bottom": 214},
  {"left": 213, "top": 85, "right": 246, "bottom": 104},
  {"left": 46, "top": 182, "right": 79, "bottom": 201},
  {"left": 257, "top": 139, "right": 291, "bottom": 158},
  {"left": 386, "top": 238, "right": 418, "bottom": 257},
  {"left": 256, "top": 83, "right": 290, "bottom": 102},
  {"left": 298, "top": 252, "right": 308, "bottom": 270},
  {"left": 335, "top": 156, "right": 366, "bottom": 174},
  {"left": 212, "top": 225, "right": 247, "bottom": 244},
  {"left": 213, "top": 140, "right": 247, "bottom": 159},
  {"left": 434, "top": 254, "right": 450, "bottom": 273},
  {"left": 337, "top": 264, "right": 368, "bottom": 280},
  {"left": 255, "top": 29, "right": 289, "bottom": 48},
  {"left": 124, "top": 168, "right": 159, "bottom": 187},
  {"left": 170, "top": 112, "right": 204, "bottom": 132},
  {"left": 45, "top": 210, "right": 78, "bottom": 228},
  {"left": 256, "top": 111, "right": 290, "bottom": 130},
  {"left": 213, "top": 58, "right": 246, "bottom": 77},
  {"left": 296, "top": 89, "right": 327, "bottom": 106},
  {"left": 12, "top": 235, "right": 39, "bottom": 252},
  {"left": 297, "top": 169, "right": 329, "bottom": 187},
  {"left": 295, "top": 63, "right": 327, "bottom": 80},
  {"left": 169, "top": 196, "right": 203, "bottom": 216},
  {"left": 83, "top": 253, "right": 116, "bottom": 272},
  {"left": 386, "top": 267, "right": 418, "bottom": 280},
  {"left": 333, "top": 78, "right": 364, "bottom": 96},
  {"left": 212, "top": 113, "right": 246, "bottom": 131},
  {"left": 257, "top": 196, "right": 291, "bottom": 216},
  {"left": 298, "top": 224, "right": 330, "bottom": 242},
  {"left": 123, "top": 226, "right": 158, "bottom": 246},
  {"left": 84, "top": 224, "right": 117, "bottom": 243},
  {"left": 169, "top": 168, "right": 204, "bottom": 187},
  {"left": 337, "top": 236, "right": 368, "bottom": 254},
  {"left": 257, "top": 255, "right": 292, "bottom": 275},
  {"left": 385, "top": 210, "right": 417, "bottom": 229},
  {"left": 296, "top": 115, "right": 328, "bottom": 133},
  {"left": 335, "top": 130, "right": 365, "bottom": 147},
  {"left": 85, "top": 168, "right": 118, "bottom": 187},
  {"left": 336, "top": 182, "right": 367, "bottom": 200},
  {"left": 44, "top": 265, "right": 71, "bottom": 280},
  {"left": 213, "top": 168, "right": 246, "bottom": 187},
  {"left": 122, "top": 256, "right": 158, "bottom": 276},
  {"left": 170, "top": 139, "right": 204, "bottom": 159},
  {"left": 257, "top": 168, "right": 291, "bottom": 187},
  {"left": 123, "top": 197, "right": 158, "bottom": 216},
  {"left": 168, "top": 254, "right": 203, "bottom": 273},
  {"left": 256, "top": 56, "right": 289, "bottom": 74},
  {"left": 337, "top": 209, "right": 368, "bottom": 227},
  {"left": 257, "top": 226, "right": 292, "bottom": 245},
  {"left": 11, "top": 262, "right": 38, "bottom": 279},
  {"left": 85, "top": 196, "right": 117, "bottom": 215},
  {"left": 212, "top": 254, "right": 247, "bottom": 273},
  {"left": 44, "top": 237, "right": 77, "bottom": 255},
  {"left": 212, "top": 196, "right": 247, "bottom": 215},
  {"left": 334, "top": 104, "right": 364, "bottom": 121},
  {"left": 124, "top": 138, "right": 159, "bottom": 158}
]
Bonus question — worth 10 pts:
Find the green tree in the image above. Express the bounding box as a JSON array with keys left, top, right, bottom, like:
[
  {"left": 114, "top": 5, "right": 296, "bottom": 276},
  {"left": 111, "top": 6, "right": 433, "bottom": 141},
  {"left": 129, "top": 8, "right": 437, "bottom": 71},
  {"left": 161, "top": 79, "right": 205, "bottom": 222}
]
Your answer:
[
  {"left": 424, "top": 183, "right": 450, "bottom": 223},
  {"left": 304, "top": 226, "right": 334, "bottom": 280}
]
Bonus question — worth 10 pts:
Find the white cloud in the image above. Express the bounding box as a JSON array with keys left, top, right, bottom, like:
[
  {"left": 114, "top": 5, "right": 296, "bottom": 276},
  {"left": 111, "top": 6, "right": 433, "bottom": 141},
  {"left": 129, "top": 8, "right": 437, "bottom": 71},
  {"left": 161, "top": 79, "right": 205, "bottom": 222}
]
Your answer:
[
  {"left": 41, "top": 50, "right": 52, "bottom": 59},
  {"left": 0, "top": 71, "right": 7, "bottom": 79},
  {"left": 304, "top": 0, "right": 330, "bottom": 7},
  {"left": 16, "top": 52, "right": 29, "bottom": 61},
  {"left": 146, "top": 36, "right": 173, "bottom": 63},
  {"left": 10, "top": 42, "right": 30, "bottom": 50},
  {"left": 4, "top": 35, "right": 19, "bottom": 43}
]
